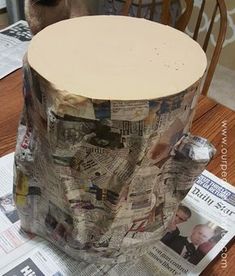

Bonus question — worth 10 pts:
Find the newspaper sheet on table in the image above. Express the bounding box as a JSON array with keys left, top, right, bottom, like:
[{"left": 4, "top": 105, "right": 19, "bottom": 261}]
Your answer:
[
  {"left": 0, "top": 152, "right": 234, "bottom": 275},
  {"left": 0, "top": 20, "right": 31, "bottom": 79}
]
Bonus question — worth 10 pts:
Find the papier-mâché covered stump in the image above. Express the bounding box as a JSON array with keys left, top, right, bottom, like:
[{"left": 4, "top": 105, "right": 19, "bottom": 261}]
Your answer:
[{"left": 14, "top": 16, "right": 215, "bottom": 263}]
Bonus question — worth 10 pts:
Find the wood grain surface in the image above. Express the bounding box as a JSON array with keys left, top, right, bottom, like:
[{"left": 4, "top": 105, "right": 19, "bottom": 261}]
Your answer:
[
  {"left": 0, "top": 70, "right": 23, "bottom": 156},
  {"left": 0, "top": 69, "right": 234, "bottom": 275}
]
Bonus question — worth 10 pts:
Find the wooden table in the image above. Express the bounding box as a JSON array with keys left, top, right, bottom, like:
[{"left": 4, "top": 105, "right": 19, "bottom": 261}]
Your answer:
[{"left": 0, "top": 69, "right": 234, "bottom": 275}]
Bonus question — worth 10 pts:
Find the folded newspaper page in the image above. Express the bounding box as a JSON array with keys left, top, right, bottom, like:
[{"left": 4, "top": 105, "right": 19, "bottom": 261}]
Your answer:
[
  {"left": 0, "top": 20, "right": 31, "bottom": 79},
  {"left": 0, "top": 152, "right": 234, "bottom": 275}
]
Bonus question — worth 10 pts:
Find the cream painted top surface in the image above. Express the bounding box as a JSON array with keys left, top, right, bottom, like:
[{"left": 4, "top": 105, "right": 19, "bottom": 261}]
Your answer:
[{"left": 28, "top": 16, "right": 207, "bottom": 100}]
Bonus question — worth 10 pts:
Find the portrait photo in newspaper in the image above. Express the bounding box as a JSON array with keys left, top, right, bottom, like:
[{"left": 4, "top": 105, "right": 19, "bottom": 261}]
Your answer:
[
  {"left": 161, "top": 204, "right": 227, "bottom": 266},
  {"left": 0, "top": 193, "right": 19, "bottom": 224}
]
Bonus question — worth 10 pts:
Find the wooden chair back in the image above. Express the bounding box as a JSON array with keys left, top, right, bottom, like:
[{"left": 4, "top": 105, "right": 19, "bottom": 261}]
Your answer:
[
  {"left": 122, "top": 0, "right": 227, "bottom": 96},
  {"left": 122, "top": 0, "right": 193, "bottom": 31}
]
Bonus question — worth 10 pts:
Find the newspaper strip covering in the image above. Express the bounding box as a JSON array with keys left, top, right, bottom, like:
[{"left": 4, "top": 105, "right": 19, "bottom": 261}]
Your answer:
[{"left": 12, "top": 54, "right": 217, "bottom": 264}]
